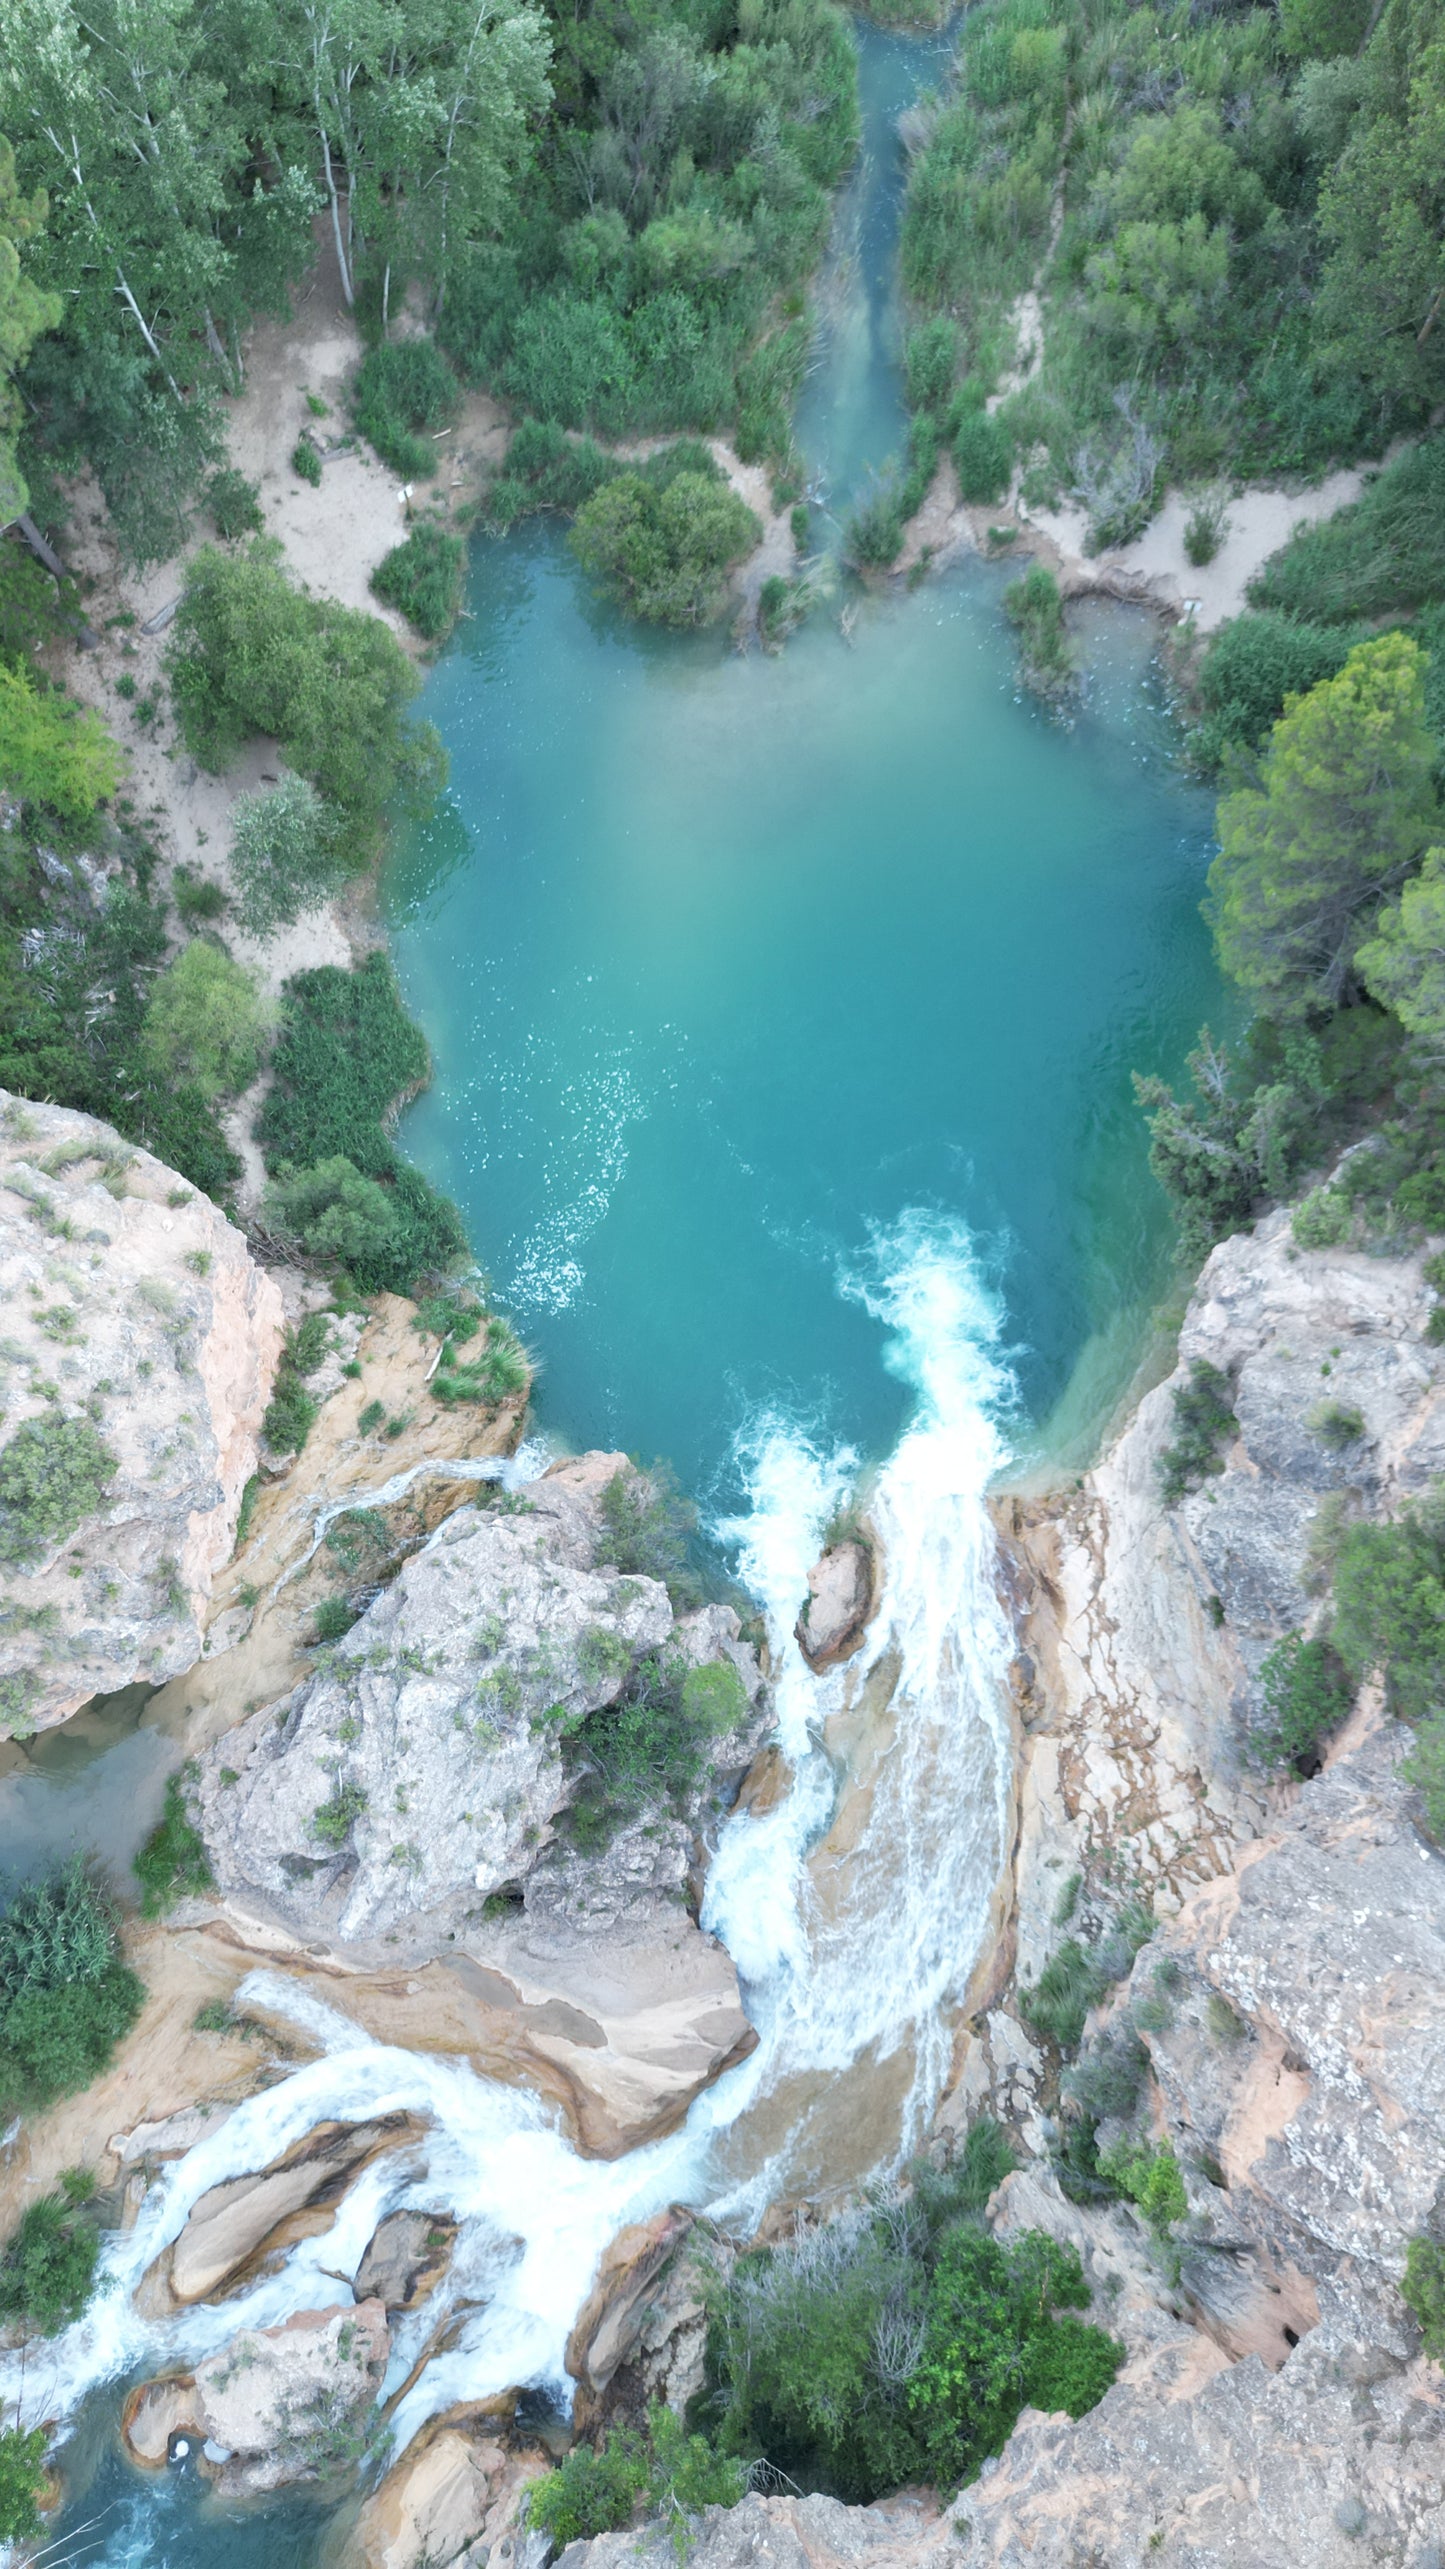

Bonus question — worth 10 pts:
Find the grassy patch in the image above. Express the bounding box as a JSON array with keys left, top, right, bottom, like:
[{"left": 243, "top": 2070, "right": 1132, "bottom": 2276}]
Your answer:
[{"left": 371, "top": 521, "right": 466, "bottom": 643}]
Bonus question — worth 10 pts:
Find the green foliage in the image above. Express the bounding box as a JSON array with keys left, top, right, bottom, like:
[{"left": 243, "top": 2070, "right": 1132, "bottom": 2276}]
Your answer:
[
  {"left": 1332, "top": 1487, "right": 1445, "bottom": 1726},
  {"left": 1401, "top": 2236, "right": 1445, "bottom": 2358},
  {"left": 1019, "top": 1937, "right": 1106, "bottom": 2052},
  {"left": 313, "top": 1596, "right": 357, "bottom": 1642},
  {"left": 1403, "top": 1712, "right": 1445, "bottom": 1843},
  {"left": 710, "top": 2138, "right": 1119, "bottom": 2505},
  {"left": 354, "top": 341, "right": 459, "bottom": 480},
  {"left": 1158, "top": 1361, "right": 1236, "bottom": 1507},
  {"left": 0, "top": 2424, "right": 48, "bottom": 2542},
  {"left": 371, "top": 520, "right": 465, "bottom": 642},
  {"left": 1188, "top": 615, "right": 1361, "bottom": 774},
  {"left": 0, "top": 2185, "right": 100, "bottom": 2333},
  {"left": 597, "top": 1463, "right": 697, "bottom": 1599},
  {"left": 1250, "top": 1631, "right": 1354, "bottom": 1772},
  {"left": 140, "top": 938, "right": 268, "bottom": 1100},
  {"left": 311, "top": 1780, "right": 368, "bottom": 1846},
  {"left": 0, "top": 133, "right": 61, "bottom": 520},
  {"left": 430, "top": 1316, "right": 529, "bottom": 1407},
  {"left": 291, "top": 437, "right": 322, "bottom": 486},
  {"left": 953, "top": 410, "right": 1012, "bottom": 507},
  {"left": 0, "top": 664, "right": 124, "bottom": 818},
  {"left": 1359, "top": 847, "right": 1445, "bottom": 1047},
  {"left": 229, "top": 772, "right": 350, "bottom": 938},
  {"left": 0, "top": 1413, "right": 115, "bottom": 1563},
  {"left": 133, "top": 1768, "right": 213, "bottom": 1916},
  {"left": 528, "top": 2407, "right": 744, "bottom": 2552},
  {"left": 261, "top": 1317, "right": 336, "bottom": 1455},
  {"left": 1208, "top": 636, "right": 1442, "bottom": 1019},
  {"left": 1002, "top": 564, "right": 1073, "bottom": 701},
  {"left": 172, "top": 865, "right": 226, "bottom": 927},
  {"left": 0, "top": 1860, "right": 143, "bottom": 2112},
  {"left": 1096, "top": 2139, "right": 1187, "bottom": 2243},
  {"left": 1252, "top": 442, "right": 1445, "bottom": 628},
  {"left": 1183, "top": 492, "right": 1227, "bottom": 570},
  {"left": 567, "top": 1650, "right": 744, "bottom": 1846},
  {"left": 205, "top": 466, "right": 263, "bottom": 540},
  {"left": 571, "top": 462, "right": 760, "bottom": 627},
  {"left": 256, "top": 956, "right": 466, "bottom": 1294},
  {"left": 167, "top": 542, "right": 445, "bottom": 832}
]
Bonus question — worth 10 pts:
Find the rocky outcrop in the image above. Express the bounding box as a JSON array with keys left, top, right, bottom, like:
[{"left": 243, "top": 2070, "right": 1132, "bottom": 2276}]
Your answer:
[
  {"left": 0, "top": 1090, "right": 283, "bottom": 1732},
  {"left": 352, "top": 2415, "right": 549, "bottom": 2569},
  {"left": 565, "top": 2207, "right": 734, "bottom": 2435},
  {"left": 125, "top": 2299, "right": 389, "bottom": 2496},
  {"left": 795, "top": 1539, "right": 875, "bottom": 1671},
  {"left": 146, "top": 2113, "right": 423, "bottom": 2307},
  {"left": 355, "top": 2208, "right": 457, "bottom": 2315},
  {"left": 194, "top": 1454, "right": 768, "bottom": 1959}
]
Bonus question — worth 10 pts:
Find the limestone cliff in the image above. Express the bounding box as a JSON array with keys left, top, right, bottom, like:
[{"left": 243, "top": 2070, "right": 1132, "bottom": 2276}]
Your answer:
[{"left": 0, "top": 1090, "right": 283, "bottom": 1732}]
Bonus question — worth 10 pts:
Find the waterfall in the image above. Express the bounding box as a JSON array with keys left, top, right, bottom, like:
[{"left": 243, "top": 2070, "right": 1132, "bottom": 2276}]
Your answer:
[{"left": 6, "top": 1209, "right": 1015, "bottom": 2506}]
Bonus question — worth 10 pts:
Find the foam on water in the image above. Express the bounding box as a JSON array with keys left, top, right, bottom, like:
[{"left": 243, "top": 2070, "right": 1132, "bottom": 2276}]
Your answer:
[{"left": 11, "top": 1210, "right": 1016, "bottom": 2530}]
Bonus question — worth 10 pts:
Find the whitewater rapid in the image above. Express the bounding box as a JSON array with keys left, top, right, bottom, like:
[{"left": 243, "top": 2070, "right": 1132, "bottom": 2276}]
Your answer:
[{"left": 6, "top": 1209, "right": 1017, "bottom": 2497}]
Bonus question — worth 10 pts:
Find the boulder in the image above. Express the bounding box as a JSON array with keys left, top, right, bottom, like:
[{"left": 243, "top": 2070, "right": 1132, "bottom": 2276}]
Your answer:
[
  {"left": 795, "top": 1540, "right": 875, "bottom": 1671},
  {"left": 155, "top": 2113, "right": 422, "bottom": 2306},
  {"left": 352, "top": 2419, "right": 549, "bottom": 2569},
  {"left": 195, "top": 1456, "right": 768, "bottom": 1957},
  {"left": 566, "top": 2209, "right": 733, "bottom": 2434},
  {"left": 355, "top": 2208, "right": 457, "bottom": 2315},
  {"left": 126, "top": 2300, "right": 391, "bottom": 2497},
  {"left": 0, "top": 1090, "right": 283, "bottom": 1733}
]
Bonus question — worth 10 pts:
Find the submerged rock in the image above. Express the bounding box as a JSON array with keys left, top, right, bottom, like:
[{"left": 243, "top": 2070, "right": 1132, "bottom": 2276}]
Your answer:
[
  {"left": 0, "top": 1090, "right": 283, "bottom": 1733},
  {"left": 795, "top": 1538, "right": 875, "bottom": 1671},
  {"left": 194, "top": 1455, "right": 768, "bottom": 1958}
]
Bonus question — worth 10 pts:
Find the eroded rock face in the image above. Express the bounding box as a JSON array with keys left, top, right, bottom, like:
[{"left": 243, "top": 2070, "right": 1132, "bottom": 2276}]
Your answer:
[
  {"left": 195, "top": 1456, "right": 767, "bottom": 1957},
  {"left": 355, "top": 2208, "right": 457, "bottom": 2315},
  {"left": 352, "top": 2417, "right": 548, "bottom": 2569},
  {"left": 795, "top": 1540, "right": 875, "bottom": 1671},
  {"left": 125, "top": 2300, "right": 390, "bottom": 2497},
  {"left": 0, "top": 1091, "right": 283, "bottom": 1732}
]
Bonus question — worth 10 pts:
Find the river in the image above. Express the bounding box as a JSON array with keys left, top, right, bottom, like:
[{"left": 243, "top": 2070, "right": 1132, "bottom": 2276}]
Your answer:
[{"left": 26, "top": 19, "right": 1221, "bottom": 2563}]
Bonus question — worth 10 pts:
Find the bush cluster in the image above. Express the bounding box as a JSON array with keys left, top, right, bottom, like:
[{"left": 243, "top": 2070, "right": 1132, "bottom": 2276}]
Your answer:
[
  {"left": 572, "top": 454, "right": 760, "bottom": 628},
  {"left": 0, "top": 1861, "right": 144, "bottom": 2113},
  {"left": 353, "top": 342, "right": 460, "bottom": 481},
  {"left": 1157, "top": 1362, "right": 1236, "bottom": 1507},
  {"left": 706, "top": 2124, "right": 1121, "bottom": 2501},
  {"left": 565, "top": 1650, "right": 748, "bottom": 1850},
  {"left": 528, "top": 2405, "right": 744, "bottom": 2550},
  {"left": 371, "top": 520, "right": 466, "bottom": 642},
  {"left": 257, "top": 955, "right": 467, "bottom": 1295},
  {"left": 0, "top": 1414, "right": 115, "bottom": 1566},
  {"left": 0, "top": 2171, "right": 100, "bottom": 2335},
  {"left": 133, "top": 1768, "right": 214, "bottom": 1916}
]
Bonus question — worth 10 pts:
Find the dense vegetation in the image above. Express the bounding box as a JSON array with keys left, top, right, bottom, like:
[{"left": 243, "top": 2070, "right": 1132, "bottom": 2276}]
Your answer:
[
  {"left": 893, "top": 0, "right": 1443, "bottom": 566},
  {"left": 528, "top": 2405, "right": 744, "bottom": 2548},
  {"left": 258, "top": 954, "right": 467, "bottom": 1294},
  {"left": 0, "top": 2170, "right": 101, "bottom": 2336},
  {"left": 0, "top": 1861, "right": 144, "bottom": 2112},
  {"left": 701, "top": 2123, "right": 1121, "bottom": 2501},
  {"left": 133, "top": 1769, "right": 215, "bottom": 1917}
]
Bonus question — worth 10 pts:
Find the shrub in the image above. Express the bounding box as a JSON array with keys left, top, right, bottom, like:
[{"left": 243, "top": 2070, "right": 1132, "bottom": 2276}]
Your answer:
[
  {"left": 1158, "top": 1361, "right": 1236, "bottom": 1505},
  {"left": 430, "top": 1317, "right": 530, "bottom": 1407},
  {"left": 1309, "top": 1399, "right": 1365, "bottom": 1450},
  {"left": 0, "top": 2186, "right": 100, "bottom": 2334},
  {"left": 845, "top": 480, "right": 906, "bottom": 570},
  {"left": 1003, "top": 565, "right": 1073, "bottom": 700},
  {"left": 1190, "top": 613, "right": 1360, "bottom": 773},
  {"left": 1098, "top": 2139, "right": 1188, "bottom": 2244},
  {"left": 1332, "top": 1488, "right": 1445, "bottom": 1723},
  {"left": 354, "top": 341, "right": 460, "bottom": 479},
  {"left": 0, "top": 1862, "right": 144, "bottom": 2112},
  {"left": 140, "top": 940, "right": 269, "bottom": 1100},
  {"left": 133, "top": 1769, "right": 214, "bottom": 1916},
  {"left": 371, "top": 521, "right": 466, "bottom": 642},
  {"left": 312, "top": 1781, "right": 368, "bottom": 1846},
  {"left": 0, "top": 2426, "right": 48, "bottom": 2541},
  {"left": 261, "top": 1320, "right": 332, "bottom": 1455},
  {"left": 167, "top": 542, "right": 445, "bottom": 831},
  {"left": 1064, "top": 2021, "right": 1150, "bottom": 2126},
  {"left": 597, "top": 1463, "right": 697, "bottom": 1598},
  {"left": 1019, "top": 1938, "right": 1106, "bottom": 2052},
  {"left": 1292, "top": 1184, "right": 1353, "bottom": 1249},
  {"left": 291, "top": 438, "right": 322, "bottom": 486},
  {"left": 206, "top": 467, "right": 264, "bottom": 539},
  {"left": 171, "top": 865, "right": 227, "bottom": 926},
  {"left": 953, "top": 411, "right": 1012, "bottom": 506},
  {"left": 1401, "top": 2236, "right": 1445, "bottom": 2358},
  {"left": 571, "top": 467, "right": 760, "bottom": 626},
  {"left": 1403, "top": 1712, "right": 1445, "bottom": 1842},
  {"left": 567, "top": 1650, "right": 744, "bottom": 1844},
  {"left": 1183, "top": 493, "right": 1228, "bottom": 568},
  {"left": 229, "top": 774, "right": 349, "bottom": 937},
  {"left": 1250, "top": 1631, "right": 1354, "bottom": 1772},
  {"left": 0, "top": 1415, "right": 116, "bottom": 1564},
  {"left": 313, "top": 1597, "right": 357, "bottom": 1642},
  {"left": 1249, "top": 437, "right": 1445, "bottom": 626},
  {"left": 0, "top": 665, "right": 124, "bottom": 819},
  {"left": 528, "top": 2407, "right": 743, "bottom": 2551}
]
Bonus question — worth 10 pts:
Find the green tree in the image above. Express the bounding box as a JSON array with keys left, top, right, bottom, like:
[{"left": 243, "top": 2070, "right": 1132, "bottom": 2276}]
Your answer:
[
  {"left": 1317, "top": 1, "right": 1445, "bottom": 410},
  {"left": 571, "top": 469, "right": 760, "bottom": 625},
  {"left": 140, "top": 939, "right": 269, "bottom": 1099},
  {"left": 264, "top": 1154, "right": 401, "bottom": 1273},
  {"left": 0, "top": 665, "right": 124, "bottom": 817},
  {"left": 0, "top": 2425, "right": 47, "bottom": 2541},
  {"left": 0, "top": 134, "right": 61, "bottom": 522},
  {"left": 1207, "top": 634, "right": 1441, "bottom": 1016},
  {"left": 1358, "top": 845, "right": 1445, "bottom": 1041},
  {"left": 229, "top": 772, "right": 348, "bottom": 935},
  {"left": 0, "top": 2185, "right": 99, "bottom": 2334}
]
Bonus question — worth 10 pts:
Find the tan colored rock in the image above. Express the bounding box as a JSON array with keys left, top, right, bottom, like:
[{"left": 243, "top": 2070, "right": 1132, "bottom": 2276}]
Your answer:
[
  {"left": 355, "top": 2208, "right": 457, "bottom": 2315},
  {"left": 0, "top": 1090, "right": 283, "bottom": 1733},
  {"left": 159, "top": 2113, "right": 423, "bottom": 2305},
  {"left": 566, "top": 2208, "right": 693, "bottom": 2397},
  {"left": 735, "top": 1745, "right": 793, "bottom": 1815},
  {"left": 795, "top": 1540, "right": 875, "bottom": 1671},
  {"left": 352, "top": 2420, "right": 549, "bottom": 2569},
  {"left": 121, "top": 2375, "right": 202, "bottom": 2466},
  {"left": 185, "top": 2298, "right": 389, "bottom": 2496}
]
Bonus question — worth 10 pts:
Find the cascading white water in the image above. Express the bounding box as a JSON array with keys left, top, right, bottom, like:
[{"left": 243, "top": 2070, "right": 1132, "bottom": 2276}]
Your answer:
[{"left": 4, "top": 1208, "right": 1017, "bottom": 2519}]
